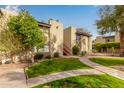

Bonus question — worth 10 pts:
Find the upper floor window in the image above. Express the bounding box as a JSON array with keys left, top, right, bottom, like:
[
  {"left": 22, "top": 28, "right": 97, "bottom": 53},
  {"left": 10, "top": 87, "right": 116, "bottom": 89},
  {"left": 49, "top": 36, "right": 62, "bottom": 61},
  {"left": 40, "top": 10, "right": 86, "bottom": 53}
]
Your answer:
[{"left": 106, "top": 39, "right": 111, "bottom": 42}]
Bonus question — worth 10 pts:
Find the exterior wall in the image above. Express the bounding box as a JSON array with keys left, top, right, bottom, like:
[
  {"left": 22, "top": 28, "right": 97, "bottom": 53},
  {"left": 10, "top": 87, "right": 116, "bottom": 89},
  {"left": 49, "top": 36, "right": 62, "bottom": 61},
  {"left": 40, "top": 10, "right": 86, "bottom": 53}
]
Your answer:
[
  {"left": 49, "top": 19, "right": 63, "bottom": 56},
  {"left": 71, "top": 27, "right": 76, "bottom": 49},
  {"left": 64, "top": 27, "right": 71, "bottom": 50},
  {"left": 64, "top": 27, "right": 76, "bottom": 51},
  {"left": 64, "top": 27, "right": 92, "bottom": 53},
  {"left": 80, "top": 36, "right": 92, "bottom": 53},
  {"left": 94, "top": 32, "right": 120, "bottom": 54},
  {"left": 104, "top": 37, "right": 115, "bottom": 43},
  {"left": 95, "top": 32, "right": 120, "bottom": 44},
  {"left": 94, "top": 36, "right": 106, "bottom": 44},
  {"left": 88, "top": 37, "right": 92, "bottom": 52},
  {"left": 37, "top": 27, "right": 50, "bottom": 53}
]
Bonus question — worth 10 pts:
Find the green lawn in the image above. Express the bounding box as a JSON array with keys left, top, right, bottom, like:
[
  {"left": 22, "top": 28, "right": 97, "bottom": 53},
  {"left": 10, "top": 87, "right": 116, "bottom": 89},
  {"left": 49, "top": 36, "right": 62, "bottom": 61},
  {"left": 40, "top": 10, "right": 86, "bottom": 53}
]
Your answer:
[
  {"left": 34, "top": 74, "right": 124, "bottom": 88},
  {"left": 89, "top": 57, "right": 124, "bottom": 66},
  {"left": 26, "top": 58, "right": 90, "bottom": 78}
]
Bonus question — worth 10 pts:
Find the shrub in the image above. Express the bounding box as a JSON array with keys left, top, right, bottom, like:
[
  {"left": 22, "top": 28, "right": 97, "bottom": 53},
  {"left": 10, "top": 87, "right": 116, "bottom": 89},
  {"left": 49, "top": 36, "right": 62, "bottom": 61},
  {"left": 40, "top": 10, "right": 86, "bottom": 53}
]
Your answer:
[
  {"left": 45, "top": 54, "right": 51, "bottom": 59},
  {"left": 54, "top": 52, "right": 59, "bottom": 58},
  {"left": 81, "top": 51, "right": 86, "bottom": 56},
  {"left": 94, "top": 43, "right": 120, "bottom": 52},
  {"left": 72, "top": 45, "right": 79, "bottom": 55},
  {"left": 34, "top": 53, "right": 43, "bottom": 60}
]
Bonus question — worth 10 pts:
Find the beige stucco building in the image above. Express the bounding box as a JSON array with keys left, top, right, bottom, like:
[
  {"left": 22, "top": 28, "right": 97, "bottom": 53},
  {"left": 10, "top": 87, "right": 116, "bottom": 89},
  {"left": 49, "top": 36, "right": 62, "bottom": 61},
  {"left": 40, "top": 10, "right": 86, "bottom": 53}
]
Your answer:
[
  {"left": 49, "top": 19, "right": 63, "bottom": 56},
  {"left": 38, "top": 19, "right": 63, "bottom": 57},
  {"left": 94, "top": 32, "right": 120, "bottom": 44},
  {"left": 63, "top": 27, "right": 92, "bottom": 55},
  {"left": 93, "top": 32, "right": 120, "bottom": 53},
  {"left": 38, "top": 20, "right": 92, "bottom": 56},
  {"left": 0, "top": 8, "right": 92, "bottom": 64}
]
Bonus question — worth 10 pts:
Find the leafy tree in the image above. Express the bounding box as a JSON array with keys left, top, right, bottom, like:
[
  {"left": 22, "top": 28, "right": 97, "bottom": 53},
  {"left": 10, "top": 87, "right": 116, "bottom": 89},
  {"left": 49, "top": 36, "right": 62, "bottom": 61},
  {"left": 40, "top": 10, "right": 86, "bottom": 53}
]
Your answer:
[
  {"left": 8, "top": 10, "right": 45, "bottom": 62},
  {"left": 96, "top": 5, "right": 124, "bottom": 56},
  {"left": 0, "top": 9, "right": 23, "bottom": 63},
  {"left": 0, "top": 30, "right": 23, "bottom": 52},
  {"left": 94, "top": 43, "right": 120, "bottom": 52}
]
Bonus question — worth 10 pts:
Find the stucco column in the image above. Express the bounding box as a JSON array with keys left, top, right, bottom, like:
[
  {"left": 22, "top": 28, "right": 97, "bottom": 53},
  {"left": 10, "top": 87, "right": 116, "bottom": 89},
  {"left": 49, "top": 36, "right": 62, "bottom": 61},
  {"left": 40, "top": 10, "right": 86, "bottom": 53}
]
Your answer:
[{"left": 88, "top": 37, "right": 92, "bottom": 53}]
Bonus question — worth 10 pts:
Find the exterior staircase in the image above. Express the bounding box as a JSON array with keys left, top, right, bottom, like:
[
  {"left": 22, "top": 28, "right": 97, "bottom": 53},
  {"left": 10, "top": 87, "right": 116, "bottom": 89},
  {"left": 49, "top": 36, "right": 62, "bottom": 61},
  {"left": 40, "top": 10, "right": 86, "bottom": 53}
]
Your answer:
[{"left": 63, "top": 44, "right": 72, "bottom": 56}]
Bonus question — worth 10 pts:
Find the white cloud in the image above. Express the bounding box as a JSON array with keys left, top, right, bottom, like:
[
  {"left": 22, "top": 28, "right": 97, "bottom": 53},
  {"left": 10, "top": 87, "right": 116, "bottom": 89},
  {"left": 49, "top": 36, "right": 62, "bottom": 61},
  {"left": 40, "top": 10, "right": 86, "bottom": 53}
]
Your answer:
[{"left": 4, "top": 5, "right": 20, "bottom": 13}]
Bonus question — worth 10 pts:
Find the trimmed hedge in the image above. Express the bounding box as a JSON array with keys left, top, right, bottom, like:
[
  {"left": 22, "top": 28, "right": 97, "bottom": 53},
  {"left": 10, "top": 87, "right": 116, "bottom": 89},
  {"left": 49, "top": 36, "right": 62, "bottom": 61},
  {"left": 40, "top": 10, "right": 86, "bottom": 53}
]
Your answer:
[
  {"left": 72, "top": 45, "right": 80, "bottom": 55},
  {"left": 54, "top": 52, "right": 59, "bottom": 58},
  {"left": 34, "top": 53, "right": 43, "bottom": 60},
  {"left": 94, "top": 43, "right": 120, "bottom": 52}
]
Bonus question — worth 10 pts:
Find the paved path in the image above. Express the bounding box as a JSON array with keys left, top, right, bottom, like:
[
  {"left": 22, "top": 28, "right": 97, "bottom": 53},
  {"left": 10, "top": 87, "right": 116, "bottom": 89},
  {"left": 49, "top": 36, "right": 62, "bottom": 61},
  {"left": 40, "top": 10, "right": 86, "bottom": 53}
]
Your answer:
[
  {"left": 1, "top": 56, "right": 124, "bottom": 88},
  {"left": 79, "top": 57, "right": 124, "bottom": 80},
  {"left": 0, "top": 63, "right": 28, "bottom": 88},
  {"left": 27, "top": 69, "right": 103, "bottom": 87}
]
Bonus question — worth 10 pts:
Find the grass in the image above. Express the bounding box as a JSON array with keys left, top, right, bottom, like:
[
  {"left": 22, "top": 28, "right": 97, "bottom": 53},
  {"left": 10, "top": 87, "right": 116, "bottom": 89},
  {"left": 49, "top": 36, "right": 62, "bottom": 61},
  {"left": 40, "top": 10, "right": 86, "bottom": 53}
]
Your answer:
[
  {"left": 89, "top": 57, "right": 124, "bottom": 66},
  {"left": 26, "top": 58, "right": 90, "bottom": 78},
  {"left": 34, "top": 74, "right": 124, "bottom": 88}
]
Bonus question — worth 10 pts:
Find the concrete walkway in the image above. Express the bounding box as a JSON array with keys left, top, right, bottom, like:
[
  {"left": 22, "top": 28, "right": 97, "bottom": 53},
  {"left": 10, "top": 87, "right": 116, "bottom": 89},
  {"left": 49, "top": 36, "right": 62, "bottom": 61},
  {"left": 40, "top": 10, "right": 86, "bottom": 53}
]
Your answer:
[
  {"left": 27, "top": 69, "right": 103, "bottom": 87},
  {"left": 1, "top": 56, "right": 124, "bottom": 88},
  {"left": 79, "top": 57, "right": 124, "bottom": 80},
  {"left": 0, "top": 63, "right": 28, "bottom": 88}
]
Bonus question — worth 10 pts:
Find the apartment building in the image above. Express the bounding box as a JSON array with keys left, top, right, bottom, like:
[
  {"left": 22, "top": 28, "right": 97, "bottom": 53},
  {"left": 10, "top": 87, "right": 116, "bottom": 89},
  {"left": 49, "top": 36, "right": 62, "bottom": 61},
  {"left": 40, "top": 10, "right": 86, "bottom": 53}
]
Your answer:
[
  {"left": 93, "top": 32, "right": 120, "bottom": 53},
  {"left": 63, "top": 27, "right": 92, "bottom": 55},
  {"left": 94, "top": 32, "right": 120, "bottom": 44},
  {"left": 38, "top": 19, "right": 64, "bottom": 57}
]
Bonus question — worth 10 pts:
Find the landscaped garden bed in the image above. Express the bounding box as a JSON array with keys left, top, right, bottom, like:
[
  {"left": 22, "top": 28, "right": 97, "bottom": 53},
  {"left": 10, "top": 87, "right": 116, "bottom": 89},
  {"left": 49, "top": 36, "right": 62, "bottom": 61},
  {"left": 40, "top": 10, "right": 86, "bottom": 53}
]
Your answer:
[
  {"left": 89, "top": 57, "right": 124, "bottom": 66},
  {"left": 26, "top": 58, "right": 91, "bottom": 78},
  {"left": 33, "top": 74, "right": 124, "bottom": 88}
]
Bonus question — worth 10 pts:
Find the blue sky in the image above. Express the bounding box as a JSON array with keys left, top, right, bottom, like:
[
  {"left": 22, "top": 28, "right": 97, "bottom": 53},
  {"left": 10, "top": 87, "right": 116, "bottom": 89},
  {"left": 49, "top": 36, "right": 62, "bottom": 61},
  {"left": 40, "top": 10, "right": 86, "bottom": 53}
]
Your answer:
[{"left": 0, "top": 5, "right": 100, "bottom": 39}]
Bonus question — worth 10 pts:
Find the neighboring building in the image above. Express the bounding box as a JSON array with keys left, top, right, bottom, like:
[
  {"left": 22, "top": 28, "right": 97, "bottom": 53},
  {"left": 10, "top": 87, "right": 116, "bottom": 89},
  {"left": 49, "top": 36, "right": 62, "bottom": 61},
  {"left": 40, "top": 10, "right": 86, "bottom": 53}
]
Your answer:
[
  {"left": 38, "top": 19, "right": 64, "bottom": 57},
  {"left": 94, "top": 32, "right": 120, "bottom": 44},
  {"left": 38, "top": 22, "right": 92, "bottom": 56},
  {"left": 64, "top": 27, "right": 92, "bottom": 55},
  {"left": 93, "top": 32, "right": 120, "bottom": 53},
  {"left": 49, "top": 19, "right": 63, "bottom": 56}
]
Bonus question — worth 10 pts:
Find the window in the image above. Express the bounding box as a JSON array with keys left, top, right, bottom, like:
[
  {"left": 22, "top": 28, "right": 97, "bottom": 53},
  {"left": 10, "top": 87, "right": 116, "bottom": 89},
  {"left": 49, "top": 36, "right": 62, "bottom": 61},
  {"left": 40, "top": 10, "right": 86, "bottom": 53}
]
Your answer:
[
  {"left": 106, "top": 39, "right": 110, "bottom": 42},
  {"left": 44, "top": 45, "right": 49, "bottom": 52},
  {"left": 76, "top": 35, "right": 81, "bottom": 41}
]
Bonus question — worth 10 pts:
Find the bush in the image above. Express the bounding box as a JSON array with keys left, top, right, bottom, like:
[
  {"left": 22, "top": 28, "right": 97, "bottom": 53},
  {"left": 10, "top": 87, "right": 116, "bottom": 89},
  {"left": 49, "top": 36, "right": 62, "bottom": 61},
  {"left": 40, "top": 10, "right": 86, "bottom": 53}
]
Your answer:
[
  {"left": 94, "top": 43, "right": 120, "bottom": 52},
  {"left": 34, "top": 53, "right": 43, "bottom": 60},
  {"left": 45, "top": 54, "right": 51, "bottom": 59},
  {"left": 54, "top": 52, "right": 59, "bottom": 58},
  {"left": 81, "top": 51, "right": 86, "bottom": 56},
  {"left": 72, "top": 45, "right": 79, "bottom": 55}
]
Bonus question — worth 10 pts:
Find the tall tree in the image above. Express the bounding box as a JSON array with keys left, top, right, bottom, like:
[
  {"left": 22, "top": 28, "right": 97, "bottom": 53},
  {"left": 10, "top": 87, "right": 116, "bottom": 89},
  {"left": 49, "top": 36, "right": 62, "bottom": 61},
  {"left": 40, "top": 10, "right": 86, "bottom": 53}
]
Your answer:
[
  {"left": 96, "top": 5, "right": 124, "bottom": 56},
  {"left": 8, "top": 10, "right": 45, "bottom": 62},
  {"left": 0, "top": 9, "right": 23, "bottom": 63}
]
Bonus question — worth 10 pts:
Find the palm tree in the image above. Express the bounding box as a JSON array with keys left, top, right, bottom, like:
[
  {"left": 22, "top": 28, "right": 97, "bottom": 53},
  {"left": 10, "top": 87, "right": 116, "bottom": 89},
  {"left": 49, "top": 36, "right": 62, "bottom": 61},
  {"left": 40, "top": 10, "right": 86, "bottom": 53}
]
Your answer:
[{"left": 96, "top": 5, "right": 124, "bottom": 56}]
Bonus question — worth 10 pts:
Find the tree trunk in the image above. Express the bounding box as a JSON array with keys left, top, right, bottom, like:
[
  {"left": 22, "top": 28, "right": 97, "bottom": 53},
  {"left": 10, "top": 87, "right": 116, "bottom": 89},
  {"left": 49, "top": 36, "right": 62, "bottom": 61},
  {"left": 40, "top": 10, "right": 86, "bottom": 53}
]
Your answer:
[
  {"left": 28, "top": 50, "right": 34, "bottom": 63},
  {"left": 120, "top": 31, "right": 124, "bottom": 56},
  {"left": 31, "top": 52, "right": 34, "bottom": 63}
]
